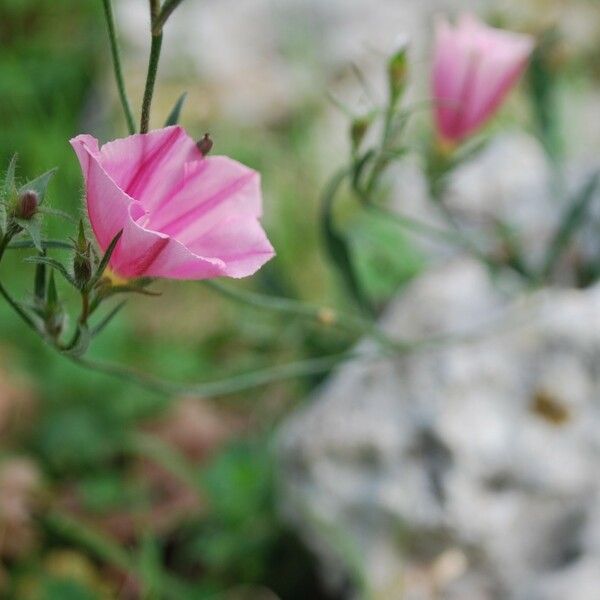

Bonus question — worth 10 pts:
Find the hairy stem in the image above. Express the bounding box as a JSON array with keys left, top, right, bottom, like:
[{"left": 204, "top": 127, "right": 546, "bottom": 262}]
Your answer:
[{"left": 101, "top": 0, "right": 136, "bottom": 134}]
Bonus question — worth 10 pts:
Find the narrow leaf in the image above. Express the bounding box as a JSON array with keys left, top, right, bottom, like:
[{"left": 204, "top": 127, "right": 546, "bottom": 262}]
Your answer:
[
  {"left": 542, "top": 171, "right": 600, "bottom": 278},
  {"left": 90, "top": 229, "right": 123, "bottom": 287},
  {"left": 164, "top": 92, "right": 187, "bottom": 126},
  {"left": 321, "top": 168, "right": 372, "bottom": 314},
  {"left": 91, "top": 300, "right": 127, "bottom": 337}
]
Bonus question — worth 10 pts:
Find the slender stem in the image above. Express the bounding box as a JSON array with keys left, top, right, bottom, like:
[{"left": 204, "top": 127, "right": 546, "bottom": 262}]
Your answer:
[
  {"left": 0, "top": 234, "right": 11, "bottom": 263},
  {"left": 71, "top": 350, "right": 367, "bottom": 397},
  {"left": 140, "top": 32, "right": 163, "bottom": 133},
  {"left": 154, "top": 0, "right": 186, "bottom": 33},
  {"left": 203, "top": 280, "right": 405, "bottom": 352},
  {"left": 0, "top": 280, "right": 38, "bottom": 333},
  {"left": 101, "top": 0, "right": 136, "bottom": 134},
  {"left": 7, "top": 239, "right": 73, "bottom": 251}
]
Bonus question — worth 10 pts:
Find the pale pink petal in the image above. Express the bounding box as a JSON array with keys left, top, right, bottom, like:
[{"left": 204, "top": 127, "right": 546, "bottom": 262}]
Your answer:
[
  {"left": 70, "top": 126, "right": 275, "bottom": 281},
  {"left": 108, "top": 205, "right": 227, "bottom": 280},
  {"left": 70, "top": 134, "right": 132, "bottom": 250},
  {"left": 432, "top": 14, "right": 534, "bottom": 142},
  {"left": 464, "top": 34, "right": 534, "bottom": 132},
  {"left": 146, "top": 157, "right": 262, "bottom": 236},
  {"left": 433, "top": 17, "right": 475, "bottom": 140},
  {"left": 184, "top": 212, "right": 275, "bottom": 278},
  {"left": 97, "top": 126, "right": 202, "bottom": 212}
]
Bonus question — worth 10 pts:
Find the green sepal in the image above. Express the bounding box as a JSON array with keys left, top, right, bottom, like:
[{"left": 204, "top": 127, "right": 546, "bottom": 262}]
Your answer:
[
  {"left": 26, "top": 255, "right": 77, "bottom": 287},
  {"left": 18, "top": 167, "right": 57, "bottom": 205},
  {"left": 0, "top": 154, "right": 18, "bottom": 234},
  {"left": 15, "top": 215, "right": 43, "bottom": 252},
  {"left": 89, "top": 229, "right": 123, "bottom": 289}
]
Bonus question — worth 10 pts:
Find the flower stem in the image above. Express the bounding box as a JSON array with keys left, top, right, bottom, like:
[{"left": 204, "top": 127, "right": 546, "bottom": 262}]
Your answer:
[
  {"left": 101, "top": 0, "right": 136, "bottom": 134},
  {"left": 71, "top": 350, "right": 364, "bottom": 397},
  {"left": 140, "top": 31, "right": 163, "bottom": 133},
  {"left": 154, "top": 0, "right": 186, "bottom": 33},
  {"left": 203, "top": 280, "right": 406, "bottom": 352}
]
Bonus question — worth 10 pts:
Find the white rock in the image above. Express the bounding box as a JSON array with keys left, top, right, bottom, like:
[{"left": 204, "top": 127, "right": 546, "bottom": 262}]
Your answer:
[{"left": 278, "top": 259, "right": 600, "bottom": 598}]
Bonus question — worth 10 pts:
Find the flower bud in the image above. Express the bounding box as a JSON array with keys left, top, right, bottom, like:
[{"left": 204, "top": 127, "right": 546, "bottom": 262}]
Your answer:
[
  {"left": 14, "top": 190, "right": 39, "bottom": 220},
  {"left": 73, "top": 252, "right": 92, "bottom": 289},
  {"left": 196, "top": 133, "right": 213, "bottom": 156},
  {"left": 388, "top": 42, "right": 409, "bottom": 106},
  {"left": 350, "top": 114, "right": 373, "bottom": 151}
]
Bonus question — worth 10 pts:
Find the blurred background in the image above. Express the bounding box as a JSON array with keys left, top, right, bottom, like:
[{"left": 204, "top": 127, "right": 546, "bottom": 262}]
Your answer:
[{"left": 1, "top": 0, "right": 600, "bottom": 598}]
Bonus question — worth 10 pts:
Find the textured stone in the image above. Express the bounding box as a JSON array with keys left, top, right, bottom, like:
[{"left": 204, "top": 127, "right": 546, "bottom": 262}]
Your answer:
[{"left": 278, "top": 259, "right": 600, "bottom": 598}]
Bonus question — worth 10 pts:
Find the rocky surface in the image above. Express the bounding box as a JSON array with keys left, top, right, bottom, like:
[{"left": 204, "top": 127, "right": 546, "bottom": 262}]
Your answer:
[{"left": 278, "top": 259, "right": 600, "bottom": 599}]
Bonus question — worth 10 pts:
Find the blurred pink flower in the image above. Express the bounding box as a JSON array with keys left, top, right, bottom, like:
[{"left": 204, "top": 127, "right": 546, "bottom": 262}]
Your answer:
[
  {"left": 70, "top": 126, "right": 274, "bottom": 280},
  {"left": 432, "top": 15, "right": 534, "bottom": 143}
]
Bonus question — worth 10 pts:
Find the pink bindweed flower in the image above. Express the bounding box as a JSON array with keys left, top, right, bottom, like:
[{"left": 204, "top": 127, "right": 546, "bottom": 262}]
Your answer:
[
  {"left": 70, "top": 126, "right": 274, "bottom": 280},
  {"left": 432, "top": 14, "right": 534, "bottom": 144}
]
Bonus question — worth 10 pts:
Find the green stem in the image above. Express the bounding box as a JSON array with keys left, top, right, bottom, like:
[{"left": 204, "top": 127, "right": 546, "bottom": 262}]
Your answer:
[
  {"left": 0, "top": 280, "right": 39, "bottom": 333},
  {"left": 101, "top": 0, "right": 136, "bottom": 134},
  {"left": 203, "top": 280, "right": 404, "bottom": 352},
  {"left": 140, "top": 32, "right": 163, "bottom": 133},
  {"left": 71, "top": 350, "right": 366, "bottom": 397},
  {"left": 7, "top": 239, "right": 73, "bottom": 251},
  {"left": 0, "top": 233, "right": 12, "bottom": 263},
  {"left": 155, "top": 0, "right": 186, "bottom": 33}
]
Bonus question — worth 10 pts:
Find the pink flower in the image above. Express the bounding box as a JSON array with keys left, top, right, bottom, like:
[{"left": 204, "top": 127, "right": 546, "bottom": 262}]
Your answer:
[
  {"left": 70, "top": 126, "right": 274, "bottom": 280},
  {"left": 432, "top": 14, "right": 534, "bottom": 143}
]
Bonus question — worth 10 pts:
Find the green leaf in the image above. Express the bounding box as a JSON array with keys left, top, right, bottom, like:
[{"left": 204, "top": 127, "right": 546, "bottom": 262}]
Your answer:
[
  {"left": 321, "top": 168, "right": 372, "bottom": 314},
  {"left": 26, "top": 255, "right": 77, "bottom": 287},
  {"left": 527, "top": 30, "right": 563, "bottom": 163},
  {"left": 164, "top": 91, "right": 187, "bottom": 126},
  {"left": 91, "top": 300, "right": 127, "bottom": 337},
  {"left": 18, "top": 167, "right": 57, "bottom": 205},
  {"left": 89, "top": 229, "right": 122, "bottom": 288},
  {"left": 542, "top": 171, "right": 600, "bottom": 278}
]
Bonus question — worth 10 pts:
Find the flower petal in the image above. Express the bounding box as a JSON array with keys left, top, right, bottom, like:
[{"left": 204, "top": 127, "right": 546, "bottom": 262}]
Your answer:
[
  {"left": 146, "top": 156, "right": 262, "bottom": 236},
  {"left": 432, "top": 14, "right": 534, "bottom": 142},
  {"left": 70, "top": 134, "right": 132, "bottom": 251},
  {"left": 184, "top": 212, "right": 275, "bottom": 278},
  {"left": 96, "top": 126, "right": 202, "bottom": 212}
]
